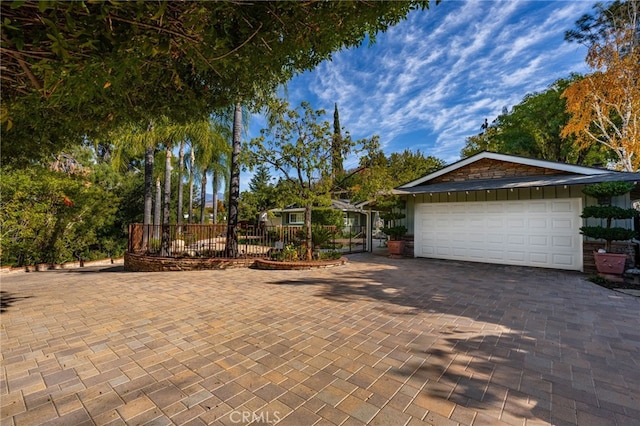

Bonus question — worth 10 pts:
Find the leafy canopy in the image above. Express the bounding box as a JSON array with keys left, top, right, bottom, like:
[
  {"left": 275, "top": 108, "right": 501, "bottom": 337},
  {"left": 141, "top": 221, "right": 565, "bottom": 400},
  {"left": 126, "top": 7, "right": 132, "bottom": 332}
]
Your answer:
[
  {"left": 561, "top": 0, "right": 640, "bottom": 171},
  {"left": 461, "top": 76, "right": 608, "bottom": 165},
  {"left": 1, "top": 1, "right": 433, "bottom": 165},
  {"left": 341, "top": 148, "right": 445, "bottom": 203}
]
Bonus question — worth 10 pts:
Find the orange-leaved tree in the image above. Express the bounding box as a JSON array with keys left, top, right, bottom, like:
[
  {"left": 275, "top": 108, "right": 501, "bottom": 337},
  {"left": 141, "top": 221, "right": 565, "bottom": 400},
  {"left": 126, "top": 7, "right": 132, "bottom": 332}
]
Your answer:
[{"left": 562, "top": 0, "right": 639, "bottom": 171}]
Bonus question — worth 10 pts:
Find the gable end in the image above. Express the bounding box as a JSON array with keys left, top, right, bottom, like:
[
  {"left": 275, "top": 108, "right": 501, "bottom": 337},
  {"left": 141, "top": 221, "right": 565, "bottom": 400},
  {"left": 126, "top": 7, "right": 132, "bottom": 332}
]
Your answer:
[{"left": 430, "top": 158, "right": 572, "bottom": 184}]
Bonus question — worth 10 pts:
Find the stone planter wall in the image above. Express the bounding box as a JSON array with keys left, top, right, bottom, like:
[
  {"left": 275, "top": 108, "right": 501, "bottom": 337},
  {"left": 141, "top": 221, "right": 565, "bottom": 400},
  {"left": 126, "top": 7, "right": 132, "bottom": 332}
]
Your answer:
[
  {"left": 124, "top": 252, "right": 255, "bottom": 272},
  {"left": 253, "top": 257, "right": 348, "bottom": 270},
  {"left": 1, "top": 258, "right": 124, "bottom": 274}
]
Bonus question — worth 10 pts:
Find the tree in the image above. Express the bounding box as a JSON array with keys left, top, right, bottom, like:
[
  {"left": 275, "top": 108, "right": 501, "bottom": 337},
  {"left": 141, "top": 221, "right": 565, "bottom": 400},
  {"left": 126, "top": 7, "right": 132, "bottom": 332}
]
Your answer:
[
  {"left": 1, "top": 1, "right": 434, "bottom": 166},
  {"left": 460, "top": 124, "right": 503, "bottom": 158},
  {"left": 191, "top": 118, "right": 232, "bottom": 225},
  {"left": 562, "top": 0, "right": 640, "bottom": 171},
  {"left": 226, "top": 103, "right": 243, "bottom": 257},
  {"left": 0, "top": 155, "right": 119, "bottom": 266},
  {"left": 111, "top": 117, "right": 210, "bottom": 246},
  {"left": 240, "top": 165, "right": 277, "bottom": 222},
  {"left": 342, "top": 148, "right": 444, "bottom": 202},
  {"left": 111, "top": 119, "right": 165, "bottom": 245},
  {"left": 388, "top": 150, "right": 446, "bottom": 186},
  {"left": 247, "top": 101, "right": 376, "bottom": 260},
  {"left": 176, "top": 140, "right": 186, "bottom": 226},
  {"left": 239, "top": 164, "right": 279, "bottom": 223},
  {"left": 332, "top": 103, "right": 345, "bottom": 179},
  {"left": 461, "top": 76, "right": 608, "bottom": 165}
]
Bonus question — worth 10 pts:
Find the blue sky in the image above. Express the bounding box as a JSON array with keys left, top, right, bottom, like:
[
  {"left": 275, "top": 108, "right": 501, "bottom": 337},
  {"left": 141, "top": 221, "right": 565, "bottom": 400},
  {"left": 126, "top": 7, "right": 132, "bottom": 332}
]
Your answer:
[
  {"left": 241, "top": 0, "right": 595, "bottom": 190},
  {"left": 241, "top": 0, "right": 594, "bottom": 190}
]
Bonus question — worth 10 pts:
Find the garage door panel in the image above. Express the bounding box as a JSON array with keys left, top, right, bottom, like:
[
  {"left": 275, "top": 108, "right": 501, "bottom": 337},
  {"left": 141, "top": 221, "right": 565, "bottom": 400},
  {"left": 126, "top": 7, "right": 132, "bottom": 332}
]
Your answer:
[
  {"left": 528, "top": 202, "right": 548, "bottom": 213},
  {"left": 415, "top": 198, "right": 582, "bottom": 271},
  {"left": 452, "top": 248, "right": 467, "bottom": 256},
  {"left": 486, "top": 250, "right": 505, "bottom": 260},
  {"left": 553, "top": 254, "right": 576, "bottom": 266},
  {"left": 507, "top": 251, "right": 526, "bottom": 262},
  {"left": 552, "top": 235, "right": 573, "bottom": 248},
  {"left": 469, "top": 233, "right": 485, "bottom": 243},
  {"left": 486, "top": 204, "right": 504, "bottom": 213},
  {"left": 528, "top": 218, "right": 547, "bottom": 229},
  {"left": 486, "top": 218, "right": 503, "bottom": 228},
  {"left": 507, "top": 218, "right": 525, "bottom": 228},
  {"left": 552, "top": 201, "right": 573, "bottom": 212},
  {"left": 530, "top": 252, "right": 549, "bottom": 264},
  {"left": 529, "top": 235, "right": 548, "bottom": 246},
  {"left": 436, "top": 247, "right": 451, "bottom": 255},
  {"left": 505, "top": 203, "right": 526, "bottom": 213},
  {"left": 552, "top": 219, "right": 573, "bottom": 229},
  {"left": 487, "top": 234, "right": 503, "bottom": 244},
  {"left": 419, "top": 246, "right": 435, "bottom": 256},
  {"left": 468, "top": 248, "right": 485, "bottom": 259}
]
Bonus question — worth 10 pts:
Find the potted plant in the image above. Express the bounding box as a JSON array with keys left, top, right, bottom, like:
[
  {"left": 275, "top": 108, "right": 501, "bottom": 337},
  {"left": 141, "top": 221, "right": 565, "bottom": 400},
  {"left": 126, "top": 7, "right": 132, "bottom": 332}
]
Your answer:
[
  {"left": 381, "top": 225, "right": 408, "bottom": 256},
  {"left": 580, "top": 181, "right": 638, "bottom": 275},
  {"left": 379, "top": 198, "right": 408, "bottom": 256}
]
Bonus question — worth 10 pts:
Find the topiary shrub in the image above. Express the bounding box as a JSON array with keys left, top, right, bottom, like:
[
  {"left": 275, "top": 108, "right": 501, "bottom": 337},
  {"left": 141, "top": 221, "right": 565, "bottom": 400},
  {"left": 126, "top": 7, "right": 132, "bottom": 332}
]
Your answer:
[{"left": 580, "top": 182, "right": 638, "bottom": 252}]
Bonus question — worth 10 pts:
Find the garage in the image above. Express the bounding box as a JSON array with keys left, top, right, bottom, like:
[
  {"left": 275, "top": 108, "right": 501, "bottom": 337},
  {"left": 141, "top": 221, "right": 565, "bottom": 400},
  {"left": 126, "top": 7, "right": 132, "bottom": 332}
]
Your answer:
[{"left": 414, "top": 198, "right": 583, "bottom": 270}]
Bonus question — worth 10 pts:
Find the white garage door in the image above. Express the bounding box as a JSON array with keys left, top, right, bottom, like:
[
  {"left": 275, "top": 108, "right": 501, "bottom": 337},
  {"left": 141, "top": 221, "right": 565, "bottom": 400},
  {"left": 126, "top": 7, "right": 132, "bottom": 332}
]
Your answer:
[{"left": 414, "top": 198, "right": 583, "bottom": 271}]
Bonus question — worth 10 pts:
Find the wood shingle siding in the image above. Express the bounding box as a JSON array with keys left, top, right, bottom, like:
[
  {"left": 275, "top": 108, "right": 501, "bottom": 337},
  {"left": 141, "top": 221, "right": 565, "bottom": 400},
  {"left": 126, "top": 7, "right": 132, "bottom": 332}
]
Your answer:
[{"left": 430, "top": 158, "right": 571, "bottom": 183}]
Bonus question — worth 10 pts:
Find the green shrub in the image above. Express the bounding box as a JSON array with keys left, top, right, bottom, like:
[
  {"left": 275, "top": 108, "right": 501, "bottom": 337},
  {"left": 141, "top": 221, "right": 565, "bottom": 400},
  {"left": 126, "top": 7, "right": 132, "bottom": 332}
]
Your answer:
[
  {"left": 582, "top": 181, "right": 635, "bottom": 198},
  {"left": 312, "top": 225, "right": 336, "bottom": 249},
  {"left": 148, "top": 238, "right": 161, "bottom": 253},
  {"left": 312, "top": 208, "right": 343, "bottom": 228},
  {"left": 580, "top": 181, "right": 638, "bottom": 251},
  {"left": 318, "top": 250, "right": 342, "bottom": 260}
]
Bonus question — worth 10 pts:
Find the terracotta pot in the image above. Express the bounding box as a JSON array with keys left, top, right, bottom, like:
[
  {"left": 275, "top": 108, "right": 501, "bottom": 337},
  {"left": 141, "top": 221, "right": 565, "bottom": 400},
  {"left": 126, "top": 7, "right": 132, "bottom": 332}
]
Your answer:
[
  {"left": 593, "top": 251, "right": 627, "bottom": 275},
  {"left": 387, "top": 240, "right": 405, "bottom": 256}
]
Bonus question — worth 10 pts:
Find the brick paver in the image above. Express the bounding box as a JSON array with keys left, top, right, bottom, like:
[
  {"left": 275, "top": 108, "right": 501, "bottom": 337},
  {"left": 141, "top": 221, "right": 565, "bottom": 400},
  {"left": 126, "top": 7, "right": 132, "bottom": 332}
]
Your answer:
[{"left": 1, "top": 253, "right": 639, "bottom": 425}]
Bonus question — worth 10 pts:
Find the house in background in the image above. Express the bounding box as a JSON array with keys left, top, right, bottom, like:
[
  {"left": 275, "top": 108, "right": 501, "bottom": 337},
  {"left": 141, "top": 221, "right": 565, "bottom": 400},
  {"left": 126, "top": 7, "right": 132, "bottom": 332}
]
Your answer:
[
  {"left": 267, "top": 199, "right": 369, "bottom": 230},
  {"left": 265, "top": 199, "right": 376, "bottom": 251},
  {"left": 393, "top": 151, "right": 640, "bottom": 272}
]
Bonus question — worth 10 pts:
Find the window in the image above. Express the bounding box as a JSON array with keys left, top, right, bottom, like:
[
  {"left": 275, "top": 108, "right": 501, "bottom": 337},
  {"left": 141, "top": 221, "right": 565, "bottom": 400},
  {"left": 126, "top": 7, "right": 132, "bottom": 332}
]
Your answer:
[
  {"left": 289, "top": 212, "right": 304, "bottom": 224},
  {"left": 343, "top": 213, "right": 359, "bottom": 227}
]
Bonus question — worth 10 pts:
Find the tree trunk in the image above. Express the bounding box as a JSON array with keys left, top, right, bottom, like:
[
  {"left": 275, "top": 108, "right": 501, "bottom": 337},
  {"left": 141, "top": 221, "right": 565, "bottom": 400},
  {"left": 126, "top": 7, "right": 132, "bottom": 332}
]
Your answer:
[
  {"left": 161, "top": 146, "right": 172, "bottom": 256},
  {"left": 154, "top": 177, "right": 162, "bottom": 241},
  {"left": 304, "top": 203, "right": 313, "bottom": 261},
  {"left": 225, "top": 102, "right": 242, "bottom": 258},
  {"left": 200, "top": 168, "right": 208, "bottom": 224},
  {"left": 163, "top": 146, "right": 172, "bottom": 225},
  {"left": 177, "top": 140, "right": 185, "bottom": 227},
  {"left": 143, "top": 145, "right": 154, "bottom": 245},
  {"left": 188, "top": 149, "right": 195, "bottom": 223},
  {"left": 212, "top": 170, "right": 218, "bottom": 224}
]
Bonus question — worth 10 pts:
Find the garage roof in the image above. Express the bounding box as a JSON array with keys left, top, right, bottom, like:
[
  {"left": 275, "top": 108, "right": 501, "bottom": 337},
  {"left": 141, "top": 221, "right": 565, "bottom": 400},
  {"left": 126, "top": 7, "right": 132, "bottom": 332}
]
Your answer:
[
  {"left": 394, "top": 172, "right": 640, "bottom": 195},
  {"left": 395, "top": 152, "right": 640, "bottom": 195}
]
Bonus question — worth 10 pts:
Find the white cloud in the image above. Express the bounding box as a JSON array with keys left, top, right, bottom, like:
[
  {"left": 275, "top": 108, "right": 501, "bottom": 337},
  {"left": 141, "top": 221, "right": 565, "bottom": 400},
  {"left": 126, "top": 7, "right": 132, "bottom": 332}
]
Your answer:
[{"left": 265, "top": 0, "right": 593, "bottom": 166}]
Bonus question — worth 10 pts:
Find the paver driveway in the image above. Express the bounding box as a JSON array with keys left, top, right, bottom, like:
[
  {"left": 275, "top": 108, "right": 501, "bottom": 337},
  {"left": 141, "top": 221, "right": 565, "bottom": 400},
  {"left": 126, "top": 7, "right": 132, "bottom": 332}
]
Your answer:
[{"left": 1, "top": 254, "right": 639, "bottom": 425}]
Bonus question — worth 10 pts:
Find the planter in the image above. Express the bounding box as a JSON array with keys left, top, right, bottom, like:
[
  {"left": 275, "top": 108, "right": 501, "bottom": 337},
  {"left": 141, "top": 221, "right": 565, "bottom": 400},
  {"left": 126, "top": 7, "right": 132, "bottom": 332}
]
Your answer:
[
  {"left": 253, "top": 257, "right": 348, "bottom": 270},
  {"left": 593, "top": 251, "right": 627, "bottom": 275},
  {"left": 387, "top": 240, "right": 405, "bottom": 256}
]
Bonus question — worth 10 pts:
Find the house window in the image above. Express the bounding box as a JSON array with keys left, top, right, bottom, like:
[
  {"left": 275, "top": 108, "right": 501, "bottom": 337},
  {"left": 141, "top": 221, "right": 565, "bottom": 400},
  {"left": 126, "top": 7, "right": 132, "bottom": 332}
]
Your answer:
[
  {"left": 289, "top": 212, "right": 304, "bottom": 224},
  {"left": 344, "top": 213, "right": 359, "bottom": 227}
]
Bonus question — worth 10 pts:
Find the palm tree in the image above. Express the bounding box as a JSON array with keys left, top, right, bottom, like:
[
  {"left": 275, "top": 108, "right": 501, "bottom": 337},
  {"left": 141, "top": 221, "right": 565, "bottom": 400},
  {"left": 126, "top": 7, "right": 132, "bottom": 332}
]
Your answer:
[
  {"left": 192, "top": 119, "right": 231, "bottom": 225},
  {"left": 112, "top": 117, "right": 211, "bottom": 250},
  {"left": 154, "top": 177, "right": 162, "bottom": 241},
  {"left": 188, "top": 148, "right": 196, "bottom": 223},
  {"left": 226, "top": 102, "right": 243, "bottom": 258},
  {"left": 111, "top": 119, "right": 169, "bottom": 246},
  {"left": 176, "top": 140, "right": 186, "bottom": 226}
]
